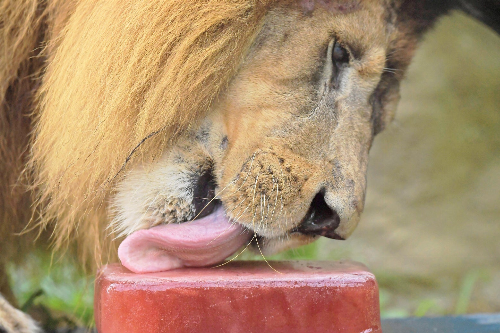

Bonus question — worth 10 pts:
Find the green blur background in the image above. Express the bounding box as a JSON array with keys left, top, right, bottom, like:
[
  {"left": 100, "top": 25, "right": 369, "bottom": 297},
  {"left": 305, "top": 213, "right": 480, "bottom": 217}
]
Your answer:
[{"left": 8, "top": 11, "right": 500, "bottom": 329}]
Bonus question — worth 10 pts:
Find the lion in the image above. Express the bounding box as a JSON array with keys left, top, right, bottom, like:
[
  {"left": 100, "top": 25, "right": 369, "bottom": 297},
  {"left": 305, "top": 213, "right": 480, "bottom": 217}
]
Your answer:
[{"left": 1, "top": 0, "right": 498, "bottom": 331}]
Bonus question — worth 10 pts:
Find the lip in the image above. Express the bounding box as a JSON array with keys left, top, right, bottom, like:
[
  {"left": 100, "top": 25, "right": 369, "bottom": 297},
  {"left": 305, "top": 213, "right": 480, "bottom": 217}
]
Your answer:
[
  {"left": 293, "top": 223, "right": 345, "bottom": 240},
  {"left": 192, "top": 168, "right": 219, "bottom": 220}
]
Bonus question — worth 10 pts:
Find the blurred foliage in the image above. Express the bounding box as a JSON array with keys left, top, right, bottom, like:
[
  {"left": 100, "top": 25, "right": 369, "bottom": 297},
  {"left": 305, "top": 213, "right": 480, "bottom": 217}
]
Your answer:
[{"left": 8, "top": 254, "right": 94, "bottom": 330}]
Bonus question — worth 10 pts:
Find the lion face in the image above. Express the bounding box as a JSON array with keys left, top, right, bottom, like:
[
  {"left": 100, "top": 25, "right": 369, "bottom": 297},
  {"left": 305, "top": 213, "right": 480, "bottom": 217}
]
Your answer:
[{"left": 113, "top": 1, "right": 396, "bottom": 265}]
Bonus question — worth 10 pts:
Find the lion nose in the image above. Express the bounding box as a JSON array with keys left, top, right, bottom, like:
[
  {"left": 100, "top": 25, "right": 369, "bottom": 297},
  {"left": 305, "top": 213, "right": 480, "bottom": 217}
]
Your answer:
[{"left": 296, "top": 191, "right": 344, "bottom": 240}]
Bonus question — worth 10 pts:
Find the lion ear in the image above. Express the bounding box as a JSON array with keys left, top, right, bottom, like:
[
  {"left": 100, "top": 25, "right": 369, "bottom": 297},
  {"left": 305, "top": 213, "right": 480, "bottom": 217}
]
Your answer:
[{"left": 456, "top": 0, "right": 500, "bottom": 34}]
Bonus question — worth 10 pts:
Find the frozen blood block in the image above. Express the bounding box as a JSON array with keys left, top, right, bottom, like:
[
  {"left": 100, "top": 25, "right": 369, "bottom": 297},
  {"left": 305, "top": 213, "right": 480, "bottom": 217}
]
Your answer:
[{"left": 95, "top": 261, "right": 381, "bottom": 333}]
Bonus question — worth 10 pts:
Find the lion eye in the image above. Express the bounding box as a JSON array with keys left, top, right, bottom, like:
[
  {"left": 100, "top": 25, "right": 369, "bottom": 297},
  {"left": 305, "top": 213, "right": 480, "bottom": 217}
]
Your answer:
[
  {"left": 329, "top": 40, "right": 350, "bottom": 89},
  {"left": 332, "top": 41, "right": 349, "bottom": 64}
]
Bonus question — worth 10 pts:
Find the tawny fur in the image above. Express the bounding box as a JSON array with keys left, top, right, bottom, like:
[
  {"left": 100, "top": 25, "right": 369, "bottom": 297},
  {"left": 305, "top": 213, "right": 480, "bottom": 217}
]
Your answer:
[
  {"left": 0, "top": 0, "right": 49, "bottom": 303},
  {"left": 1, "top": 0, "right": 279, "bottom": 268},
  {"left": 1, "top": 0, "right": 386, "bottom": 269},
  {"left": 1, "top": 0, "right": 460, "bottom": 297}
]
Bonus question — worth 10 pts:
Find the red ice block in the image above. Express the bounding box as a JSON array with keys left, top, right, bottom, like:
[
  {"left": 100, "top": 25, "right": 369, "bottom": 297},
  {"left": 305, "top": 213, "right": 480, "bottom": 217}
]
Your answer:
[{"left": 95, "top": 261, "right": 381, "bottom": 333}]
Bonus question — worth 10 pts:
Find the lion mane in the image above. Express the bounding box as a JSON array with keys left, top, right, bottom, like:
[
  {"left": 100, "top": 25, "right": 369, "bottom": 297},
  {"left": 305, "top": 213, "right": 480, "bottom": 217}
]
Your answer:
[{"left": 1, "top": 0, "right": 274, "bottom": 266}]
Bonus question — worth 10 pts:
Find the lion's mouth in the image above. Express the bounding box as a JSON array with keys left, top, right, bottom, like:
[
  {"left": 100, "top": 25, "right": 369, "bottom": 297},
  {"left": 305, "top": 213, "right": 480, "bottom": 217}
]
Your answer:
[
  {"left": 118, "top": 168, "right": 345, "bottom": 273},
  {"left": 118, "top": 169, "right": 253, "bottom": 273}
]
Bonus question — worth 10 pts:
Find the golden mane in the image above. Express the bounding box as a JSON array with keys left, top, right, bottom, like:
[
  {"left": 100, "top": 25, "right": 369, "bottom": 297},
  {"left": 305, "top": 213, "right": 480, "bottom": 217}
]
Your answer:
[{"left": 26, "top": 0, "right": 273, "bottom": 266}]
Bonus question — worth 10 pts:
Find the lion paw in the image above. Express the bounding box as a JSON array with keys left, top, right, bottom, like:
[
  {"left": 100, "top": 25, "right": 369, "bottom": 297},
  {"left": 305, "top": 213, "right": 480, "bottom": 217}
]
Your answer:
[{"left": 0, "top": 296, "right": 41, "bottom": 333}]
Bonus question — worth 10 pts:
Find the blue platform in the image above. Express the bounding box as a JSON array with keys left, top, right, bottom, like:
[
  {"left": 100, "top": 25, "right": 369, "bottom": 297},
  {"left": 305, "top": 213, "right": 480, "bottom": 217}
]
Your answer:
[
  {"left": 382, "top": 314, "right": 500, "bottom": 333},
  {"left": 64, "top": 314, "right": 500, "bottom": 332}
]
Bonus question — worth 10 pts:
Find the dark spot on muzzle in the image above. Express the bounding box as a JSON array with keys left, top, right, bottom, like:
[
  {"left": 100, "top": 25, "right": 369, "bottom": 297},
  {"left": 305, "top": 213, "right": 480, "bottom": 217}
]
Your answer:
[
  {"left": 220, "top": 136, "right": 229, "bottom": 150},
  {"left": 192, "top": 168, "right": 220, "bottom": 219},
  {"left": 295, "top": 191, "right": 344, "bottom": 240}
]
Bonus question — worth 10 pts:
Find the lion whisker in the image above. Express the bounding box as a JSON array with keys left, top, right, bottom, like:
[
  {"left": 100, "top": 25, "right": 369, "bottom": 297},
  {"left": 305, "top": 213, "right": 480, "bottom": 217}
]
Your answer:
[
  {"left": 259, "top": 193, "right": 266, "bottom": 228},
  {"left": 207, "top": 197, "right": 252, "bottom": 245},
  {"left": 231, "top": 152, "right": 257, "bottom": 193},
  {"left": 254, "top": 232, "right": 281, "bottom": 274},
  {"left": 107, "top": 128, "right": 164, "bottom": 186},
  {"left": 190, "top": 178, "right": 236, "bottom": 222},
  {"left": 233, "top": 202, "right": 252, "bottom": 224},
  {"left": 271, "top": 176, "right": 279, "bottom": 222},
  {"left": 383, "top": 67, "right": 402, "bottom": 74},
  {"left": 212, "top": 233, "right": 256, "bottom": 268},
  {"left": 251, "top": 171, "right": 260, "bottom": 232},
  {"left": 227, "top": 197, "right": 248, "bottom": 217}
]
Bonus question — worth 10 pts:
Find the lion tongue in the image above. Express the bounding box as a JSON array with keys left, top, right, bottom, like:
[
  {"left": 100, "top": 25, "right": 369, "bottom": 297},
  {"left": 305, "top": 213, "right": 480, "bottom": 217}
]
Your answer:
[{"left": 118, "top": 207, "right": 251, "bottom": 273}]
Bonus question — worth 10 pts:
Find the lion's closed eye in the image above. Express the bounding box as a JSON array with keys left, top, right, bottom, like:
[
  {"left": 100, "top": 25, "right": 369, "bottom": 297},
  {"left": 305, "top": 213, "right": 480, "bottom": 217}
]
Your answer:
[{"left": 330, "top": 39, "right": 350, "bottom": 88}]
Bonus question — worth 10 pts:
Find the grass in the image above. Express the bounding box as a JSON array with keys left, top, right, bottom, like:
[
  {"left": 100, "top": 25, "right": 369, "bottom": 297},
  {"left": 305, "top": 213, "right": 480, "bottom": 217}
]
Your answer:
[
  {"left": 454, "top": 270, "right": 491, "bottom": 315},
  {"left": 8, "top": 254, "right": 94, "bottom": 330}
]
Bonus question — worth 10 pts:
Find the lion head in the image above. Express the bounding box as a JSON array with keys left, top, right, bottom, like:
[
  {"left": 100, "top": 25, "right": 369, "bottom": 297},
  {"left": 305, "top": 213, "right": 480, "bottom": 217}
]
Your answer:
[{"left": 29, "top": 0, "right": 451, "bottom": 270}]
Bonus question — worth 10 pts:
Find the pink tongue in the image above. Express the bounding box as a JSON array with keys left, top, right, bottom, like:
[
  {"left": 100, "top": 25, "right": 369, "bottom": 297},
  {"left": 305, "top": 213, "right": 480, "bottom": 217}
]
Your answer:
[{"left": 118, "top": 207, "right": 251, "bottom": 273}]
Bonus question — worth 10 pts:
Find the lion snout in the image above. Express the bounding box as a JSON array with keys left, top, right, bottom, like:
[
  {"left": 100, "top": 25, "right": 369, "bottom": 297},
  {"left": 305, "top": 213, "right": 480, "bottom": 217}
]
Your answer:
[
  {"left": 220, "top": 147, "right": 366, "bottom": 241},
  {"left": 220, "top": 148, "right": 323, "bottom": 237}
]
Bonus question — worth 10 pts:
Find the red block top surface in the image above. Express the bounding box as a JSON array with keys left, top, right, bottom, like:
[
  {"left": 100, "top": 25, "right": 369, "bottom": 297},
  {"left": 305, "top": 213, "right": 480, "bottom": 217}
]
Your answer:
[{"left": 95, "top": 261, "right": 381, "bottom": 333}]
